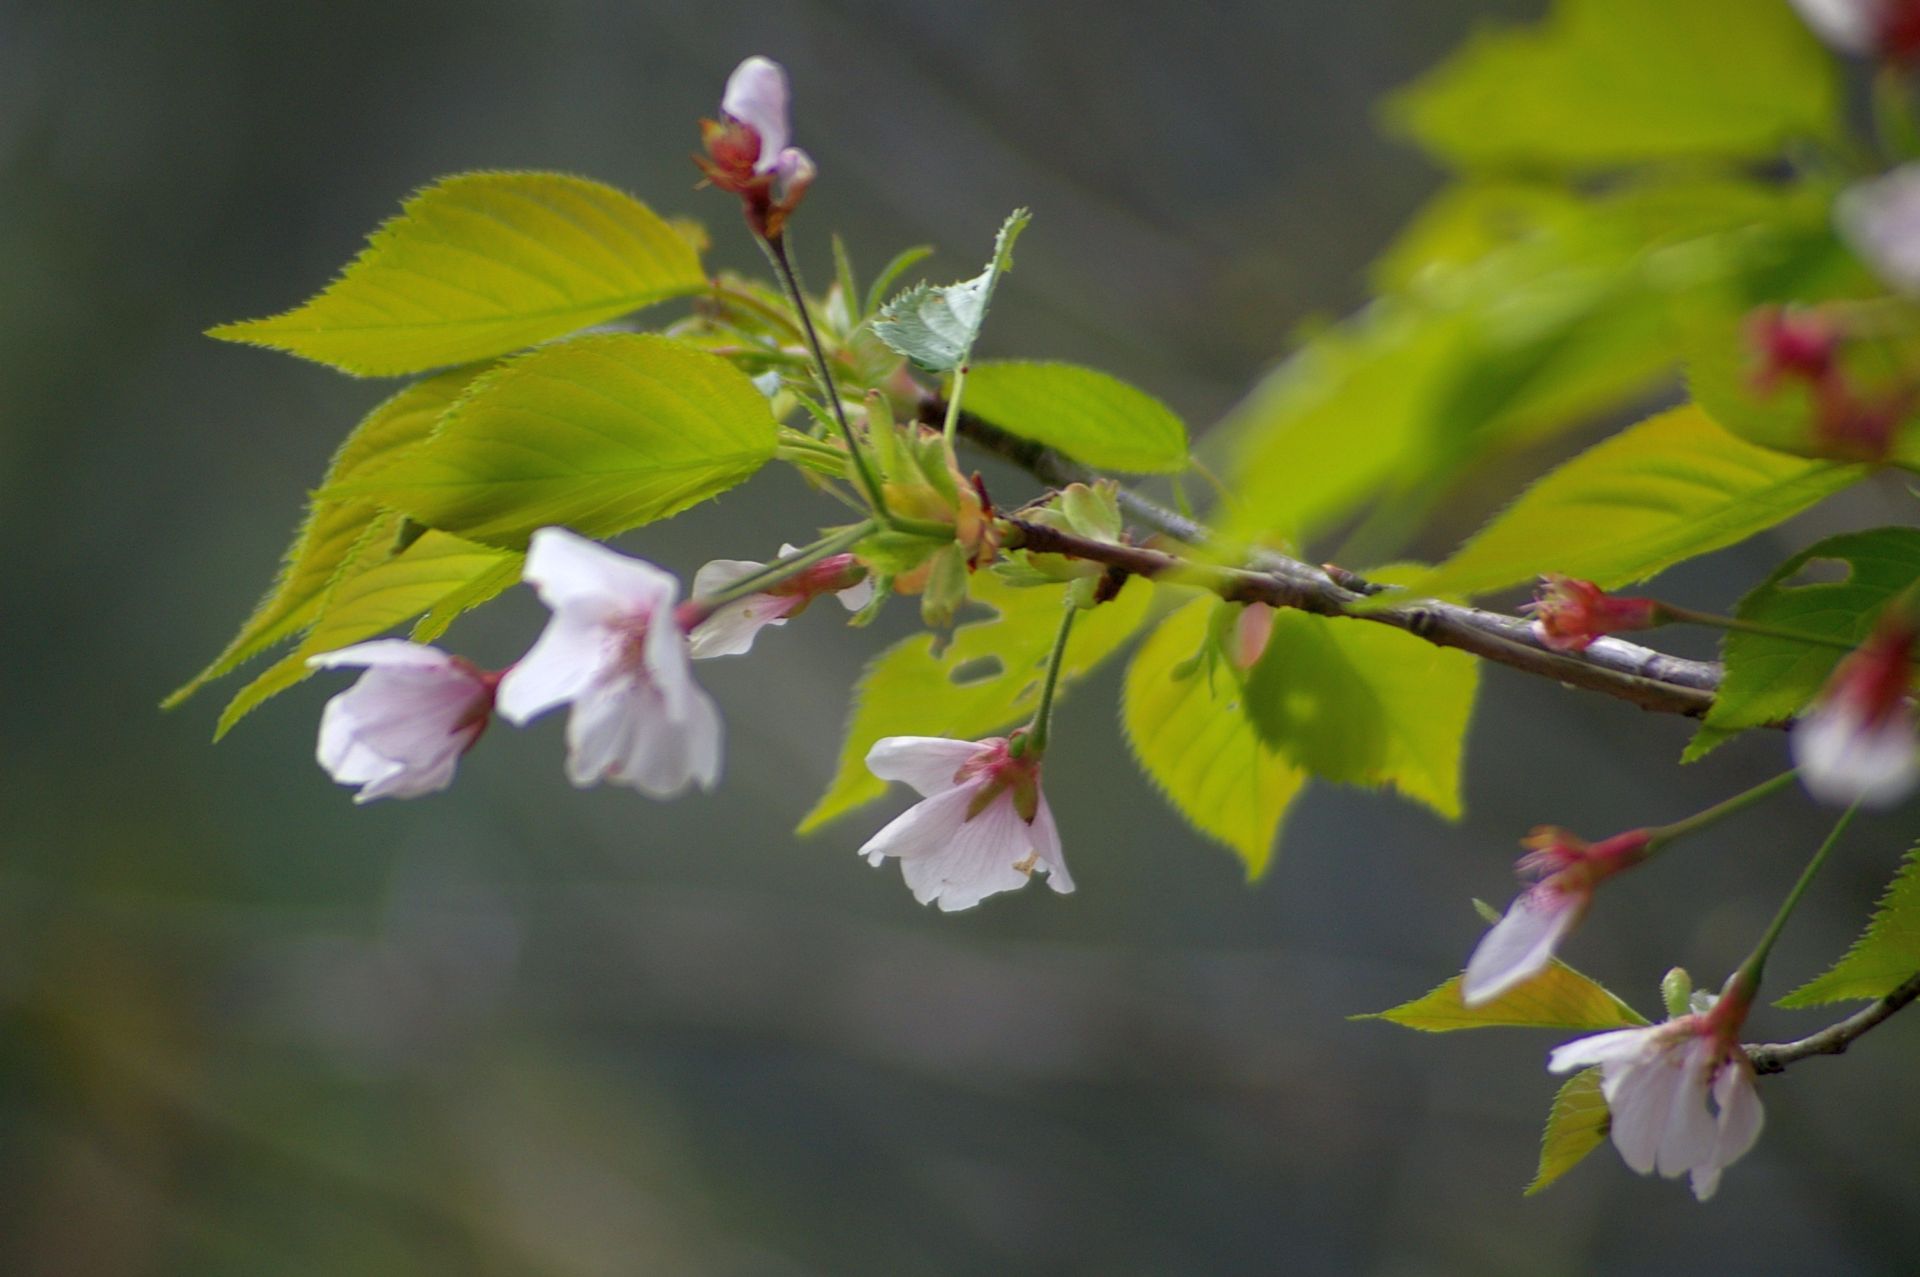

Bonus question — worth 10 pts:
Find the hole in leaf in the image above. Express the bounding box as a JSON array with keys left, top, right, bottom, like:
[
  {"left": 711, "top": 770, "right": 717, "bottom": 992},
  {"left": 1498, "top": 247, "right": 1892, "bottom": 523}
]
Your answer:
[
  {"left": 1780, "top": 557, "right": 1852, "bottom": 590},
  {"left": 948, "top": 655, "right": 1004, "bottom": 686}
]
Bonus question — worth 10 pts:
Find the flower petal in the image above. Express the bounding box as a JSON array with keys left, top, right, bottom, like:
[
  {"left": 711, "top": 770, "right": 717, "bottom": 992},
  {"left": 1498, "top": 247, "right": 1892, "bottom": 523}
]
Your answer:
[
  {"left": 524, "top": 527, "right": 678, "bottom": 621},
  {"left": 860, "top": 784, "right": 975, "bottom": 867},
  {"left": 1839, "top": 164, "right": 1920, "bottom": 297},
  {"left": 1462, "top": 886, "right": 1586, "bottom": 1006},
  {"left": 1794, "top": 704, "right": 1920, "bottom": 808},
  {"left": 1027, "top": 794, "right": 1074, "bottom": 895},
  {"left": 687, "top": 596, "right": 794, "bottom": 660},
  {"left": 691, "top": 557, "right": 766, "bottom": 598},
  {"left": 865, "top": 736, "right": 989, "bottom": 797},
  {"left": 1547, "top": 1026, "right": 1653, "bottom": 1075},
  {"left": 720, "top": 56, "right": 791, "bottom": 172},
  {"left": 496, "top": 611, "right": 609, "bottom": 725}
]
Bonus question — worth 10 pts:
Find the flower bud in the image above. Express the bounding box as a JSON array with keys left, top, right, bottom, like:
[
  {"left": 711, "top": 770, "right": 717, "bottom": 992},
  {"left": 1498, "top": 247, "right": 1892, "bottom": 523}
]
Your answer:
[{"left": 1526, "top": 575, "right": 1664, "bottom": 653}]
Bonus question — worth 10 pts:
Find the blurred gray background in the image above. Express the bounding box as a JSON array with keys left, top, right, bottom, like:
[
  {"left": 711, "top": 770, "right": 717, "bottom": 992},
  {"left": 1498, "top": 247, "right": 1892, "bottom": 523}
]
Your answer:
[{"left": 5, "top": 1, "right": 1919, "bottom": 1273}]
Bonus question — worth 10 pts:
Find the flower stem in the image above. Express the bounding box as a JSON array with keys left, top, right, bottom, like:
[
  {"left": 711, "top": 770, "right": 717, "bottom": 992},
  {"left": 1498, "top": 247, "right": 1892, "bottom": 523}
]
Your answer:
[
  {"left": 1647, "top": 769, "right": 1799, "bottom": 850},
  {"left": 941, "top": 363, "right": 969, "bottom": 456},
  {"left": 1733, "top": 802, "right": 1861, "bottom": 993},
  {"left": 1025, "top": 603, "right": 1078, "bottom": 756},
  {"left": 1660, "top": 604, "right": 1859, "bottom": 653},
  {"left": 687, "top": 520, "right": 875, "bottom": 616},
  {"left": 759, "top": 233, "right": 892, "bottom": 518}
]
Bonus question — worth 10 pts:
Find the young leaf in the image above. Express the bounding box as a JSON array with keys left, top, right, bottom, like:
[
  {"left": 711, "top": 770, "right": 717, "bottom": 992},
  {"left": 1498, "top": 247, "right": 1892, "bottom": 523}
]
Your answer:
[
  {"left": 209, "top": 172, "right": 705, "bottom": 376},
  {"left": 1358, "top": 964, "right": 1647, "bottom": 1033},
  {"left": 1242, "top": 611, "right": 1478, "bottom": 820},
  {"left": 1779, "top": 844, "right": 1920, "bottom": 1008},
  {"left": 863, "top": 244, "right": 935, "bottom": 318},
  {"left": 332, "top": 333, "right": 777, "bottom": 549},
  {"left": 1393, "top": 405, "right": 1864, "bottom": 603},
  {"left": 798, "top": 571, "right": 1152, "bottom": 833},
  {"left": 1526, "top": 1068, "right": 1609, "bottom": 1196},
  {"left": 215, "top": 530, "right": 518, "bottom": 737},
  {"left": 1122, "top": 598, "right": 1307, "bottom": 876},
  {"left": 872, "top": 209, "right": 1030, "bottom": 372},
  {"left": 1386, "top": 0, "right": 1837, "bottom": 172},
  {"left": 961, "top": 361, "right": 1189, "bottom": 474},
  {"left": 1698, "top": 529, "right": 1920, "bottom": 748},
  {"left": 165, "top": 366, "right": 483, "bottom": 707}
]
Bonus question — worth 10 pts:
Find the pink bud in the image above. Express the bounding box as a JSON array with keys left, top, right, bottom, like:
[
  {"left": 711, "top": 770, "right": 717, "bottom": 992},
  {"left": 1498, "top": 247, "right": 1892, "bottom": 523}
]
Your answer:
[{"left": 1526, "top": 575, "right": 1663, "bottom": 653}]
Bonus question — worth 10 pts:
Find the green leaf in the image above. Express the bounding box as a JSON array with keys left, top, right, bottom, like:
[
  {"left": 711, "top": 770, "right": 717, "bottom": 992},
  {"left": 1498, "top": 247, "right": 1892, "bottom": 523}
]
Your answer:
[
  {"left": 1386, "top": 0, "right": 1837, "bottom": 173},
  {"left": 1359, "top": 964, "right": 1647, "bottom": 1033},
  {"left": 961, "top": 361, "right": 1188, "bottom": 474},
  {"left": 332, "top": 333, "right": 777, "bottom": 549},
  {"left": 1780, "top": 844, "right": 1920, "bottom": 1007},
  {"left": 1241, "top": 611, "right": 1478, "bottom": 819},
  {"left": 1121, "top": 598, "right": 1308, "bottom": 876},
  {"left": 864, "top": 244, "right": 934, "bottom": 318},
  {"left": 1393, "top": 405, "right": 1864, "bottom": 603},
  {"left": 215, "top": 530, "right": 517, "bottom": 737},
  {"left": 872, "top": 209, "right": 1030, "bottom": 372},
  {"left": 209, "top": 172, "right": 705, "bottom": 375},
  {"left": 1526, "top": 1068, "right": 1610, "bottom": 1196},
  {"left": 799, "top": 571, "right": 1152, "bottom": 833},
  {"left": 164, "top": 367, "right": 484, "bottom": 708},
  {"left": 1700, "top": 529, "right": 1920, "bottom": 746}
]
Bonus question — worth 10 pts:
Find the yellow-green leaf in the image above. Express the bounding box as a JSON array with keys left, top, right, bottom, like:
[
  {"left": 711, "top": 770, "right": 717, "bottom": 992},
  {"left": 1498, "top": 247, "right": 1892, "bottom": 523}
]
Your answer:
[
  {"left": 799, "top": 573, "right": 1153, "bottom": 833},
  {"left": 215, "top": 530, "right": 517, "bottom": 737},
  {"left": 1386, "top": 0, "right": 1837, "bottom": 173},
  {"left": 1121, "top": 598, "right": 1307, "bottom": 876},
  {"left": 210, "top": 172, "right": 705, "bottom": 375},
  {"left": 962, "top": 361, "right": 1189, "bottom": 474},
  {"left": 1394, "top": 405, "right": 1864, "bottom": 603},
  {"left": 332, "top": 333, "right": 776, "bottom": 549},
  {"left": 1780, "top": 844, "right": 1920, "bottom": 1008},
  {"left": 165, "top": 367, "right": 483, "bottom": 708},
  {"left": 1526, "top": 1068, "right": 1610, "bottom": 1196},
  {"left": 1359, "top": 965, "right": 1647, "bottom": 1032}
]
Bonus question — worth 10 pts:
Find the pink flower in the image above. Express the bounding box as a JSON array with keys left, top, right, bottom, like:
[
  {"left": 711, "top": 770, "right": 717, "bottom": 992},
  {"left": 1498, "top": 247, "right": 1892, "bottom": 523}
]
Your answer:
[
  {"left": 1526, "top": 575, "right": 1664, "bottom": 653},
  {"left": 696, "top": 56, "right": 816, "bottom": 238},
  {"left": 1793, "top": 620, "right": 1919, "bottom": 808},
  {"left": 860, "top": 735, "right": 1073, "bottom": 911},
  {"left": 1746, "top": 305, "right": 1840, "bottom": 395},
  {"left": 1791, "top": 0, "right": 1920, "bottom": 61},
  {"left": 496, "top": 528, "right": 722, "bottom": 798},
  {"left": 1548, "top": 985, "right": 1763, "bottom": 1202},
  {"left": 686, "top": 546, "right": 872, "bottom": 659},
  {"left": 1462, "top": 827, "right": 1652, "bottom": 1005},
  {"left": 308, "top": 640, "right": 498, "bottom": 803},
  {"left": 720, "top": 56, "right": 792, "bottom": 174}
]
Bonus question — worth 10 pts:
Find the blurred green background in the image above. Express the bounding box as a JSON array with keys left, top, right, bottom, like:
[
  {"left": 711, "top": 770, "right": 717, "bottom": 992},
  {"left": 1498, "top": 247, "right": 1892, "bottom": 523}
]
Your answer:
[{"left": 7, "top": 1, "right": 1920, "bottom": 1272}]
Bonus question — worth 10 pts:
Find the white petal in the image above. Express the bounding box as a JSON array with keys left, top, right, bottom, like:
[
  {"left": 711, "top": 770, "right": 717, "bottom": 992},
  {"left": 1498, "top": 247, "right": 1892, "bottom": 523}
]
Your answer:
[
  {"left": 771, "top": 147, "right": 816, "bottom": 201},
  {"left": 1838, "top": 164, "right": 1920, "bottom": 296},
  {"left": 1462, "top": 887, "right": 1585, "bottom": 1006},
  {"left": 1652, "top": 1038, "right": 1719, "bottom": 1179},
  {"left": 1548, "top": 1026, "right": 1653, "bottom": 1075},
  {"left": 496, "top": 611, "right": 610, "bottom": 725},
  {"left": 524, "top": 527, "right": 678, "bottom": 621},
  {"left": 1790, "top": 0, "right": 1879, "bottom": 53},
  {"left": 642, "top": 601, "right": 703, "bottom": 720},
  {"left": 1027, "top": 794, "right": 1074, "bottom": 895},
  {"left": 865, "top": 737, "right": 988, "bottom": 797},
  {"left": 307, "top": 639, "right": 457, "bottom": 672},
  {"left": 720, "top": 56, "right": 791, "bottom": 172},
  {"left": 902, "top": 792, "right": 1038, "bottom": 912},
  {"left": 687, "top": 597, "right": 789, "bottom": 660},
  {"left": 1794, "top": 703, "right": 1920, "bottom": 808},
  {"left": 835, "top": 576, "right": 875, "bottom": 612},
  {"left": 1694, "top": 1061, "right": 1765, "bottom": 1201},
  {"left": 313, "top": 654, "right": 486, "bottom": 802},
  {"left": 1605, "top": 1053, "right": 1682, "bottom": 1176},
  {"left": 691, "top": 557, "right": 766, "bottom": 597},
  {"left": 860, "top": 784, "right": 974, "bottom": 867}
]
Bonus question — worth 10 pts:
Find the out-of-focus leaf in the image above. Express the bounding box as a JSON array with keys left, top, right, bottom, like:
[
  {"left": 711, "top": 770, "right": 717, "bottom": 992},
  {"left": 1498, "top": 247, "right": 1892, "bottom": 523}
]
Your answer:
[
  {"left": 1242, "top": 610, "right": 1477, "bottom": 819},
  {"left": 1386, "top": 0, "right": 1837, "bottom": 172},
  {"left": 1780, "top": 844, "right": 1920, "bottom": 1007},
  {"left": 166, "top": 366, "right": 481, "bottom": 707},
  {"left": 1358, "top": 964, "right": 1647, "bottom": 1033},
  {"left": 962, "top": 361, "right": 1189, "bottom": 474},
  {"left": 1393, "top": 405, "right": 1864, "bottom": 603},
  {"left": 1696, "top": 529, "right": 1920, "bottom": 751},
  {"left": 333, "top": 334, "right": 776, "bottom": 549},
  {"left": 1122, "top": 598, "right": 1307, "bottom": 876},
  {"left": 799, "top": 571, "right": 1152, "bottom": 833},
  {"left": 873, "top": 209, "right": 1029, "bottom": 372},
  {"left": 1526, "top": 1068, "right": 1610, "bottom": 1196},
  {"left": 210, "top": 172, "right": 705, "bottom": 375}
]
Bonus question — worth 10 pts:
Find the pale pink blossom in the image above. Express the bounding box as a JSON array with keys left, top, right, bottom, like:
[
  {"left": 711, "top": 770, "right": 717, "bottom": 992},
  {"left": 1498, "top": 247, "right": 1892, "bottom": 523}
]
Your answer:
[
  {"left": 496, "top": 528, "right": 721, "bottom": 798},
  {"left": 720, "top": 56, "right": 792, "bottom": 173},
  {"left": 308, "top": 640, "right": 497, "bottom": 803},
  {"left": 1548, "top": 988, "right": 1763, "bottom": 1201},
  {"left": 1463, "top": 827, "right": 1652, "bottom": 1005},
  {"left": 697, "top": 56, "right": 816, "bottom": 237},
  {"left": 1839, "top": 164, "right": 1920, "bottom": 295},
  {"left": 687, "top": 546, "right": 872, "bottom": 659},
  {"left": 860, "top": 735, "right": 1073, "bottom": 911},
  {"left": 1793, "top": 621, "right": 1919, "bottom": 808}
]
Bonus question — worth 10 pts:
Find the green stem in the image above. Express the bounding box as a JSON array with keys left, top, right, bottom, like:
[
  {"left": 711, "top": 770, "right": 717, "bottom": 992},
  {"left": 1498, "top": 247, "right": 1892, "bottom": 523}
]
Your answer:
[
  {"left": 888, "top": 515, "right": 961, "bottom": 540},
  {"left": 1662, "top": 604, "right": 1860, "bottom": 653},
  {"left": 1733, "top": 803, "right": 1862, "bottom": 993},
  {"left": 691, "top": 521, "right": 874, "bottom": 612},
  {"left": 1025, "top": 604, "right": 1078, "bottom": 755},
  {"left": 941, "top": 364, "right": 969, "bottom": 455},
  {"left": 1648, "top": 770, "right": 1800, "bottom": 850},
  {"left": 759, "top": 234, "right": 892, "bottom": 518}
]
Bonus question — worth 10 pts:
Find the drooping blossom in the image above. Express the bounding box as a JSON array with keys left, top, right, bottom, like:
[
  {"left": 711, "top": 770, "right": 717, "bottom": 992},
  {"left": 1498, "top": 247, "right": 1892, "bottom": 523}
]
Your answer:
[
  {"left": 695, "top": 56, "right": 816, "bottom": 238},
  {"left": 308, "top": 640, "right": 499, "bottom": 803},
  {"left": 1745, "top": 305, "right": 1907, "bottom": 461},
  {"left": 1793, "top": 618, "right": 1919, "bottom": 808},
  {"left": 1526, "top": 575, "right": 1664, "bottom": 653},
  {"left": 1548, "top": 981, "right": 1763, "bottom": 1202},
  {"left": 686, "top": 546, "right": 872, "bottom": 659},
  {"left": 1790, "top": 0, "right": 1920, "bottom": 61},
  {"left": 496, "top": 527, "right": 722, "bottom": 798},
  {"left": 1462, "top": 827, "right": 1653, "bottom": 1005},
  {"left": 860, "top": 735, "right": 1073, "bottom": 911}
]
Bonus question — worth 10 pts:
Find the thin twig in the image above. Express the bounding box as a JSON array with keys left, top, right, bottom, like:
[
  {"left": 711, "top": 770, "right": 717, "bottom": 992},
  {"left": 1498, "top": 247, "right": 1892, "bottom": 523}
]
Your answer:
[{"left": 1747, "top": 971, "right": 1920, "bottom": 1075}]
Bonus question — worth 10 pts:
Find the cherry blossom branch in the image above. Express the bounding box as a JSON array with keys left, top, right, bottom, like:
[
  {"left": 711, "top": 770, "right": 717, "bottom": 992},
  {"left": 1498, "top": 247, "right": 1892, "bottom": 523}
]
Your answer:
[{"left": 1747, "top": 970, "right": 1920, "bottom": 1075}]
